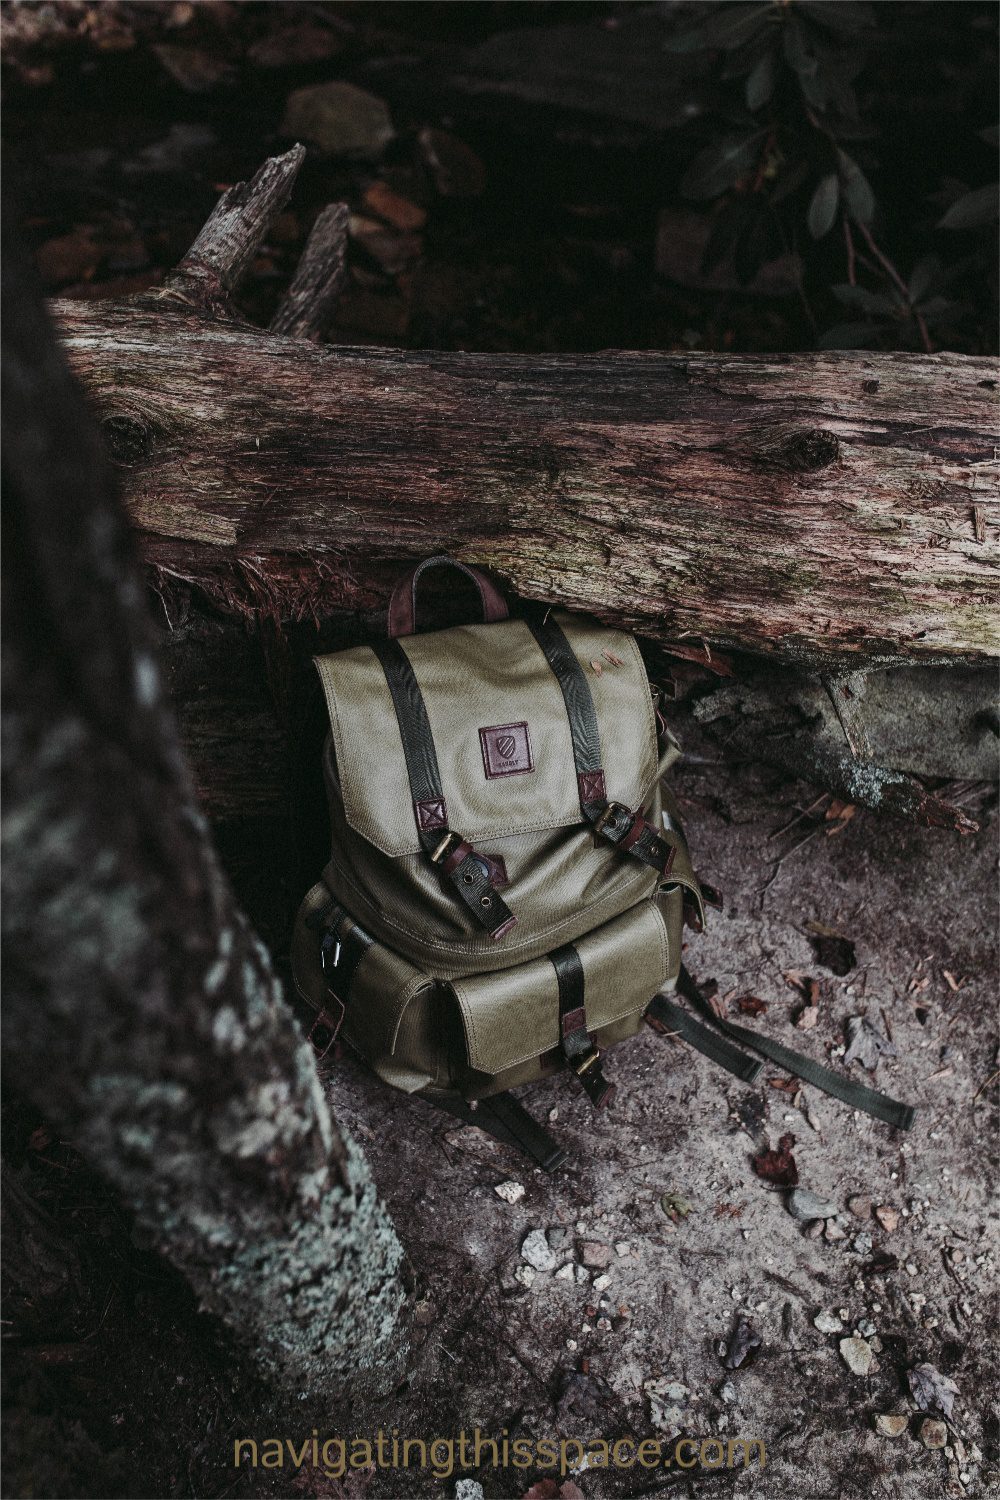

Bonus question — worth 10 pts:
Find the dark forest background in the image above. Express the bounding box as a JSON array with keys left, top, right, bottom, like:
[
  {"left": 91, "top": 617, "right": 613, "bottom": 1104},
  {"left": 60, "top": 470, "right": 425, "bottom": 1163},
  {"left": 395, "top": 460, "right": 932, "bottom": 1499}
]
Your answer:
[{"left": 3, "top": 1, "right": 997, "bottom": 358}]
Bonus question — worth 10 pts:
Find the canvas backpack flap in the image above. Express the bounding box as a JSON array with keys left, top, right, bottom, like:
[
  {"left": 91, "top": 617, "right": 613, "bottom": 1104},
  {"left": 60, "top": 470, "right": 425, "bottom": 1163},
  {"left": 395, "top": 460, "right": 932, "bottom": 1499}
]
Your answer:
[
  {"left": 314, "top": 611, "right": 656, "bottom": 856},
  {"left": 313, "top": 611, "right": 675, "bottom": 971}
]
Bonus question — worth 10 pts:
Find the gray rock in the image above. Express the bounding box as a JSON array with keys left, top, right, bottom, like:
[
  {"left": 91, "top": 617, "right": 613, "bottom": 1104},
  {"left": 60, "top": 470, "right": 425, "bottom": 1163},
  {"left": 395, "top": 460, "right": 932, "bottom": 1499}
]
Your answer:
[
  {"left": 281, "top": 82, "right": 394, "bottom": 159},
  {"left": 547, "top": 1225, "right": 573, "bottom": 1253},
  {"left": 577, "top": 1239, "right": 614, "bottom": 1269},
  {"left": 839, "top": 1336, "right": 874, "bottom": 1376},
  {"left": 787, "top": 1188, "right": 838, "bottom": 1221},
  {"left": 455, "top": 1481, "right": 486, "bottom": 1500},
  {"left": 521, "top": 1228, "right": 557, "bottom": 1273}
]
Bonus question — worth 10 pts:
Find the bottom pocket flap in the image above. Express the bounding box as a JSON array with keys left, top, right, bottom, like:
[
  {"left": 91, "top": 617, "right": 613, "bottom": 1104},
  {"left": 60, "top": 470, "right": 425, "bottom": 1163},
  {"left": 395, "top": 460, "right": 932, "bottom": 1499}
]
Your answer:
[{"left": 450, "top": 898, "right": 670, "bottom": 1076}]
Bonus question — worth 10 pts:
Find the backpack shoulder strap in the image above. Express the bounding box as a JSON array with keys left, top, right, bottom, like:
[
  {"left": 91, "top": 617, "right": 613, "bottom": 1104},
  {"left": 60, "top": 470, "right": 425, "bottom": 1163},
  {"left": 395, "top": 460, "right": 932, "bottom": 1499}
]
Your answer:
[
  {"left": 370, "top": 637, "right": 517, "bottom": 941},
  {"left": 659, "top": 967, "right": 915, "bottom": 1131},
  {"left": 526, "top": 616, "right": 674, "bottom": 874}
]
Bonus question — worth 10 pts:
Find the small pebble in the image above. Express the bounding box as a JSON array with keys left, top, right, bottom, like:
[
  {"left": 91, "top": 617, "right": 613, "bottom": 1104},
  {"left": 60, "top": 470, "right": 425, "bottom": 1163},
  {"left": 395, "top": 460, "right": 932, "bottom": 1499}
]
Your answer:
[
  {"left": 521, "top": 1229, "right": 557, "bottom": 1273},
  {"left": 578, "top": 1240, "right": 614, "bottom": 1270},
  {"left": 787, "top": 1188, "right": 839, "bottom": 1221},
  {"left": 839, "top": 1336, "right": 873, "bottom": 1376},
  {"left": 848, "top": 1195, "right": 872, "bottom": 1219},
  {"left": 875, "top": 1414, "right": 909, "bottom": 1439},
  {"left": 875, "top": 1205, "right": 900, "bottom": 1232},
  {"left": 813, "top": 1310, "right": 844, "bottom": 1334},
  {"left": 615, "top": 1241, "right": 632, "bottom": 1257},
  {"left": 592, "top": 1273, "right": 611, "bottom": 1291},
  {"left": 920, "top": 1418, "right": 948, "bottom": 1450},
  {"left": 494, "top": 1180, "right": 525, "bottom": 1204}
]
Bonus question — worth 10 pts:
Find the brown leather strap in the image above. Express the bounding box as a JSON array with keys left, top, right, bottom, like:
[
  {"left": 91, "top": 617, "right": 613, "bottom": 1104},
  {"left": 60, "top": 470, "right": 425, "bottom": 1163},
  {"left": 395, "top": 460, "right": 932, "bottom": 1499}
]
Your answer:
[{"left": 387, "top": 555, "right": 509, "bottom": 638}]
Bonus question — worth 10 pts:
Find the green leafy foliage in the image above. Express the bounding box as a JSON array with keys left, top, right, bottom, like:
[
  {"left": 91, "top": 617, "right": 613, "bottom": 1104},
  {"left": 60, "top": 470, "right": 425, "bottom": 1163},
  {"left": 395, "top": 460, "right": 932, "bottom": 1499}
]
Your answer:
[{"left": 661, "top": 0, "right": 997, "bottom": 352}]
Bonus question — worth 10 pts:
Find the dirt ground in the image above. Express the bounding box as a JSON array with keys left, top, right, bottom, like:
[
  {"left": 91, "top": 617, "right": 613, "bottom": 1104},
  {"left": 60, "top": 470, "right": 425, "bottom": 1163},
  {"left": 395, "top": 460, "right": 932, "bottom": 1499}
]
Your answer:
[
  {"left": 309, "top": 712, "right": 998, "bottom": 1500},
  {"left": 8, "top": 708, "right": 994, "bottom": 1500}
]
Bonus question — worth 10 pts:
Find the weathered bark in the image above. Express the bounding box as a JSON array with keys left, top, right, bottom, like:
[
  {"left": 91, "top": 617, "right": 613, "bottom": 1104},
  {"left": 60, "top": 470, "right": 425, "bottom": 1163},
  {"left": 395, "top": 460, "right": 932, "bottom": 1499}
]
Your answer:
[
  {"left": 1, "top": 213, "right": 407, "bottom": 1397},
  {"left": 53, "top": 309, "right": 999, "bottom": 667}
]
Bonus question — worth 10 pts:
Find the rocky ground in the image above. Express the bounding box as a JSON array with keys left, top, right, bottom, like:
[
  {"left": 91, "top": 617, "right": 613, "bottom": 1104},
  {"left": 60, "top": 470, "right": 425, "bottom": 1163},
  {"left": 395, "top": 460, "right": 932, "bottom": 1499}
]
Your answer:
[
  {"left": 311, "top": 714, "right": 997, "bottom": 1500},
  {"left": 3, "top": 711, "right": 997, "bottom": 1500}
]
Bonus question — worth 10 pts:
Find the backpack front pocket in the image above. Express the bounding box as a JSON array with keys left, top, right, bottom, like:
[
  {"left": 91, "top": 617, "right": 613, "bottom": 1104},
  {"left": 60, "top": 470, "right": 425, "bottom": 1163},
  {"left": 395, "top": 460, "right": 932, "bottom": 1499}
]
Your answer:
[{"left": 448, "top": 896, "right": 672, "bottom": 1097}]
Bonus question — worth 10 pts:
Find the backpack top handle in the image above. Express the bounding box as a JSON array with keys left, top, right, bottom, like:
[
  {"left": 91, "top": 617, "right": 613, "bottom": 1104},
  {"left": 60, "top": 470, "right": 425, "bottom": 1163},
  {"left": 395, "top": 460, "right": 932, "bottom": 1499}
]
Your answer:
[{"left": 387, "top": 555, "right": 510, "bottom": 638}]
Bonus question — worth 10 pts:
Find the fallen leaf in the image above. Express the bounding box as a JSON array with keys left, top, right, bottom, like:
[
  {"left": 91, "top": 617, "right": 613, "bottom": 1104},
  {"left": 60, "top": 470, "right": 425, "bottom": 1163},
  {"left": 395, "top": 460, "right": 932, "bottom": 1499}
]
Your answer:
[
  {"left": 907, "top": 1361, "right": 959, "bottom": 1419},
  {"left": 363, "top": 181, "right": 427, "bottom": 232},
  {"left": 418, "top": 126, "right": 486, "bottom": 196},
  {"left": 736, "top": 995, "right": 768, "bottom": 1016},
  {"left": 844, "top": 1015, "right": 897, "bottom": 1072},
  {"left": 152, "top": 44, "right": 236, "bottom": 93},
  {"left": 248, "top": 24, "right": 343, "bottom": 68},
  {"left": 723, "top": 1316, "right": 761, "bottom": 1369},
  {"left": 752, "top": 1133, "right": 798, "bottom": 1187}
]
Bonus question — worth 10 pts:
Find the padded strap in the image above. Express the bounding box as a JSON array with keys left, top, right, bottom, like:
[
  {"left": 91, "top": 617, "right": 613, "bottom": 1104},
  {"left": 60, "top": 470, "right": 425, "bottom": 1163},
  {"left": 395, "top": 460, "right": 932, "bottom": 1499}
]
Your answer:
[
  {"left": 647, "top": 993, "right": 764, "bottom": 1085},
  {"left": 371, "top": 638, "right": 516, "bottom": 940},
  {"left": 387, "top": 555, "right": 509, "bottom": 638},
  {"left": 550, "top": 943, "right": 615, "bottom": 1108},
  {"left": 673, "top": 967, "right": 915, "bottom": 1130},
  {"left": 527, "top": 616, "right": 674, "bottom": 876},
  {"left": 428, "top": 1091, "right": 569, "bottom": 1172}
]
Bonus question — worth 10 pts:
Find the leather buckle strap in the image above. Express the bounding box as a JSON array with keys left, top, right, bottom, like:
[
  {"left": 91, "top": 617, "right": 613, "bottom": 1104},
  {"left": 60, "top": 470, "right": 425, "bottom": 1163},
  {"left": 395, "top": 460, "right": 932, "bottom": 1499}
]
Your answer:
[
  {"left": 574, "top": 1047, "right": 616, "bottom": 1108},
  {"left": 592, "top": 802, "right": 675, "bottom": 876},
  {"left": 372, "top": 636, "right": 517, "bottom": 939},
  {"left": 550, "top": 942, "right": 616, "bottom": 1109},
  {"left": 527, "top": 616, "right": 674, "bottom": 880},
  {"left": 308, "top": 1007, "right": 343, "bottom": 1060}
]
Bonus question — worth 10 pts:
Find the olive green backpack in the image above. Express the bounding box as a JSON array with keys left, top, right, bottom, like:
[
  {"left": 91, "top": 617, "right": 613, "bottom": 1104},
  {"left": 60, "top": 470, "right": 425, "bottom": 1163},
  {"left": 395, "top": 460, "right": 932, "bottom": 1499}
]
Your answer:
[{"left": 293, "top": 558, "right": 913, "bottom": 1168}]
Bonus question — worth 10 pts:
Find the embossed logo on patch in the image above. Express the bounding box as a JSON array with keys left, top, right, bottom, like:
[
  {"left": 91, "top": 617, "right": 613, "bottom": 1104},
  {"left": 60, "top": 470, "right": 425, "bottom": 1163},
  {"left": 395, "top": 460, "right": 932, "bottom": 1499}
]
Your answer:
[{"left": 479, "top": 721, "right": 534, "bottom": 779}]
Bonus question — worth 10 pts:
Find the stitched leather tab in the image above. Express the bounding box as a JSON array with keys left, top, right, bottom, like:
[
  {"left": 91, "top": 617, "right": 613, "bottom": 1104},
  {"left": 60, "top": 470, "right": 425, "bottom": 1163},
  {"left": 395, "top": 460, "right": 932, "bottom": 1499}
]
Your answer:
[
  {"left": 578, "top": 769, "right": 606, "bottom": 804},
  {"left": 480, "top": 722, "right": 534, "bottom": 779},
  {"left": 415, "top": 797, "right": 447, "bottom": 831}
]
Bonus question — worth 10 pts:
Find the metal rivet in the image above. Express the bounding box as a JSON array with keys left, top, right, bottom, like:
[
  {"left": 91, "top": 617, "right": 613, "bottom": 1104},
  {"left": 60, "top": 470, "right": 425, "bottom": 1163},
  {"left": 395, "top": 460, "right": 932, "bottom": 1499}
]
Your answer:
[{"left": 480, "top": 896, "right": 491, "bottom": 908}]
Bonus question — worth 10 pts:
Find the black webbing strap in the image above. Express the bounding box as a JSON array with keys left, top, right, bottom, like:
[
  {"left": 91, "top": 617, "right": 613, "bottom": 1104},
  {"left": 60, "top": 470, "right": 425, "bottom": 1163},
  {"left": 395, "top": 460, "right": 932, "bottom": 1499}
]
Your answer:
[
  {"left": 550, "top": 943, "right": 616, "bottom": 1108},
  {"left": 305, "top": 896, "right": 373, "bottom": 1055},
  {"left": 647, "top": 993, "right": 764, "bottom": 1085},
  {"left": 526, "top": 617, "right": 674, "bottom": 875},
  {"left": 671, "top": 966, "right": 915, "bottom": 1130},
  {"left": 371, "top": 639, "right": 516, "bottom": 940},
  {"left": 428, "top": 1092, "right": 569, "bottom": 1172}
]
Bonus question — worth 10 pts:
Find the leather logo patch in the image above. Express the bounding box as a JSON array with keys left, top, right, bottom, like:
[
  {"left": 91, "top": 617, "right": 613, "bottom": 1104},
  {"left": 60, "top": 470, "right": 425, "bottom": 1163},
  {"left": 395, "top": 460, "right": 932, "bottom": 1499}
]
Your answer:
[{"left": 479, "top": 722, "right": 534, "bottom": 779}]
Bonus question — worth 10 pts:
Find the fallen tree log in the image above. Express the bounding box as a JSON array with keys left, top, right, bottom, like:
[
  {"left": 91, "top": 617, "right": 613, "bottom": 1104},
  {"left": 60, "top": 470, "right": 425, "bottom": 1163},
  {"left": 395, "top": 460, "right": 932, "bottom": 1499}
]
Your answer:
[
  {"left": 49, "top": 153, "right": 999, "bottom": 669},
  {"left": 40, "top": 149, "right": 997, "bottom": 906}
]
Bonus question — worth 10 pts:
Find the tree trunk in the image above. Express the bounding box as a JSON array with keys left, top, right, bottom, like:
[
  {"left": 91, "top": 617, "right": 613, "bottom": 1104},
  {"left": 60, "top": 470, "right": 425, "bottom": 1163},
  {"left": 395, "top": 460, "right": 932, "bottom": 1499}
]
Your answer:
[
  {"left": 0, "top": 209, "right": 407, "bottom": 1398},
  {"left": 53, "top": 314, "right": 998, "bottom": 669}
]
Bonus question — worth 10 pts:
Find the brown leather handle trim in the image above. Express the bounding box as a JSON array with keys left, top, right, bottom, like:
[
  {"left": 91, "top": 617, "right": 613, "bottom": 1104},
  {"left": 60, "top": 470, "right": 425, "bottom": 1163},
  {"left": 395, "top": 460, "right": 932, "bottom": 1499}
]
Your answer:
[{"left": 387, "top": 555, "right": 509, "bottom": 638}]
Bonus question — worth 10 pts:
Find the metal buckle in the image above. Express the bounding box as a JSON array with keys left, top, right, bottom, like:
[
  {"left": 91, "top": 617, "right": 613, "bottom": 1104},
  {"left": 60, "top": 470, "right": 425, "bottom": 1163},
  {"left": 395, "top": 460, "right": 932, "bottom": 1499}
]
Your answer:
[
  {"left": 429, "top": 831, "right": 461, "bottom": 865},
  {"left": 320, "top": 931, "right": 342, "bottom": 976},
  {"left": 574, "top": 1047, "right": 601, "bottom": 1077},
  {"left": 593, "top": 802, "right": 630, "bottom": 838}
]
